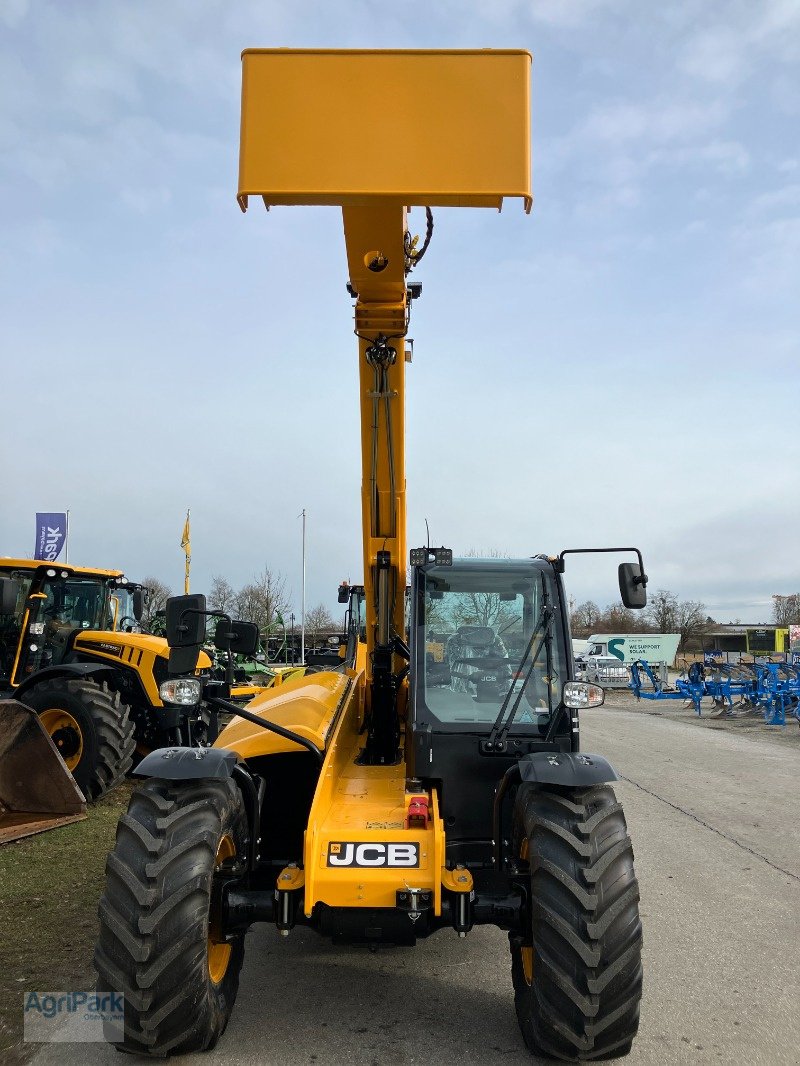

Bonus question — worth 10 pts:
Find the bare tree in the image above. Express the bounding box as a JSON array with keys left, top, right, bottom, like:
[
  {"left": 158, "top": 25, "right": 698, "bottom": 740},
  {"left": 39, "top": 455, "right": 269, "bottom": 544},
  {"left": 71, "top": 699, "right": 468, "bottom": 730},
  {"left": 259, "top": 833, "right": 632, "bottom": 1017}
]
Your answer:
[
  {"left": 570, "top": 601, "right": 601, "bottom": 634},
  {"left": 428, "top": 548, "right": 519, "bottom": 633},
  {"left": 140, "top": 576, "right": 172, "bottom": 634},
  {"left": 645, "top": 588, "right": 707, "bottom": 651},
  {"left": 306, "top": 603, "right": 336, "bottom": 643},
  {"left": 424, "top": 593, "right": 448, "bottom": 632},
  {"left": 234, "top": 567, "right": 291, "bottom": 635},
  {"left": 645, "top": 589, "right": 679, "bottom": 633},
  {"left": 209, "top": 575, "right": 236, "bottom": 615},
  {"left": 772, "top": 594, "right": 800, "bottom": 626},
  {"left": 572, "top": 600, "right": 649, "bottom": 635},
  {"left": 451, "top": 591, "right": 517, "bottom": 631},
  {"left": 598, "top": 603, "right": 642, "bottom": 633},
  {"left": 676, "top": 600, "right": 708, "bottom": 652}
]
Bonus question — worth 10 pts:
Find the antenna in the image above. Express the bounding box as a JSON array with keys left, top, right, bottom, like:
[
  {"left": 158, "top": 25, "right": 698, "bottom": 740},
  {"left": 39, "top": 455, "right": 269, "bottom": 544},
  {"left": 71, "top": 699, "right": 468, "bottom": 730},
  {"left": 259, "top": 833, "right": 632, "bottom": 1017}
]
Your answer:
[{"left": 425, "top": 518, "right": 430, "bottom": 552}]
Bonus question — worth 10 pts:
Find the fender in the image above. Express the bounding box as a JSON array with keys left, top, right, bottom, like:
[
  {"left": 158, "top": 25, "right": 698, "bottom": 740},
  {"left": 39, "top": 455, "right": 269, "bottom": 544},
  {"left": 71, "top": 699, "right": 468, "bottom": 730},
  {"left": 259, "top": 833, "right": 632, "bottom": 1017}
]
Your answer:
[
  {"left": 13, "top": 661, "right": 119, "bottom": 700},
  {"left": 518, "top": 750, "right": 619, "bottom": 787},
  {"left": 134, "top": 746, "right": 263, "bottom": 874},
  {"left": 493, "top": 751, "right": 619, "bottom": 870},
  {"left": 134, "top": 746, "right": 238, "bottom": 781}
]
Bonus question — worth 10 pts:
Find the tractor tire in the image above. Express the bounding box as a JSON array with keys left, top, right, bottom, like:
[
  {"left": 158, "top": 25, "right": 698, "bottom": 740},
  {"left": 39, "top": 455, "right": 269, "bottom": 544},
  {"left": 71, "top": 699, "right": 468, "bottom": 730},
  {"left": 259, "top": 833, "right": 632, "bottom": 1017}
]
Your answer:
[
  {"left": 21, "top": 678, "right": 135, "bottom": 800},
  {"left": 510, "top": 783, "right": 642, "bottom": 1061},
  {"left": 94, "top": 777, "right": 249, "bottom": 1055}
]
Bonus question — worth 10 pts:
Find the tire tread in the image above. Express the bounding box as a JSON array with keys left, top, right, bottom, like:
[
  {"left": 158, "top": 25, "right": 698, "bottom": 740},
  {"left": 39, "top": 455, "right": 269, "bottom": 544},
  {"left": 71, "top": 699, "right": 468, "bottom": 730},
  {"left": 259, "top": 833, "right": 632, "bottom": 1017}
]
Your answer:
[
  {"left": 94, "top": 777, "right": 247, "bottom": 1055},
  {"left": 511, "top": 783, "right": 642, "bottom": 1061},
  {"left": 22, "top": 677, "right": 135, "bottom": 799}
]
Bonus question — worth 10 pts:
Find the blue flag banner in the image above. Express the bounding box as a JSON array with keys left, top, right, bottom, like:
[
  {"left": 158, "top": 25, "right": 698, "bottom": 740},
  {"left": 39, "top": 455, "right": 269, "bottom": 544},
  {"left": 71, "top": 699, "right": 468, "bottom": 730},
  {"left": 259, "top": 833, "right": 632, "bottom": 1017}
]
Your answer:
[{"left": 34, "top": 512, "right": 67, "bottom": 561}]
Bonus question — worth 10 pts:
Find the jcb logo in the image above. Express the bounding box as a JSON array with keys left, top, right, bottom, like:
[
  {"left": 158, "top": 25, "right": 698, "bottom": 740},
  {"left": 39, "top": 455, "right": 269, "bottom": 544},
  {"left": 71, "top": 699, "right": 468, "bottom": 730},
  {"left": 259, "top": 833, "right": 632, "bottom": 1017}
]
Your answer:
[{"left": 327, "top": 842, "right": 419, "bottom": 868}]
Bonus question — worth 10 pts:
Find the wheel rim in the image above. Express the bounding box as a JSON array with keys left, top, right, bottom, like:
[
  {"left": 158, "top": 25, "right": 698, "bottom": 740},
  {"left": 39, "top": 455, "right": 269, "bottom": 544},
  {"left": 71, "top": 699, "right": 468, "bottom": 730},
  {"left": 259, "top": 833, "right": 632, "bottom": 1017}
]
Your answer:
[
  {"left": 39, "top": 708, "right": 83, "bottom": 770},
  {"left": 521, "top": 946, "right": 534, "bottom": 985},
  {"left": 207, "top": 834, "right": 236, "bottom": 984},
  {"left": 519, "top": 837, "right": 533, "bottom": 985}
]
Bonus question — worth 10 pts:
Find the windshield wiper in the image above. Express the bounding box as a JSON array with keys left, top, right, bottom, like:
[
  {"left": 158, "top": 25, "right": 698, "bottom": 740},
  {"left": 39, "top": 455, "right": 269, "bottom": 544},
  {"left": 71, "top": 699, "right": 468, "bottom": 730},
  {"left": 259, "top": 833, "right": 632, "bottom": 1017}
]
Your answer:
[{"left": 486, "top": 578, "right": 556, "bottom": 749}]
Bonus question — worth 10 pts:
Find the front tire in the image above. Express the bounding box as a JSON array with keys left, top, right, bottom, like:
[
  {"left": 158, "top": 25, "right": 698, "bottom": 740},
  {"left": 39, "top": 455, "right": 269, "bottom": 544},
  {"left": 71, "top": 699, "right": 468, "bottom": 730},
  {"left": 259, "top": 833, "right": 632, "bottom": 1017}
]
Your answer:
[
  {"left": 94, "top": 777, "right": 249, "bottom": 1055},
  {"left": 511, "top": 784, "right": 642, "bottom": 1061},
  {"left": 22, "top": 677, "right": 135, "bottom": 799}
]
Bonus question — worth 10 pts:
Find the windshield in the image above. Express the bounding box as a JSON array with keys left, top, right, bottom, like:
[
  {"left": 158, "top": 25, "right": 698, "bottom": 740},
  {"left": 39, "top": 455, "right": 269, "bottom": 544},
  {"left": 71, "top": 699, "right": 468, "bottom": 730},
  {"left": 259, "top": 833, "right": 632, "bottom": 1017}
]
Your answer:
[
  {"left": 0, "top": 571, "right": 33, "bottom": 622},
  {"left": 0, "top": 571, "right": 34, "bottom": 680},
  {"left": 110, "top": 587, "right": 137, "bottom": 630},
  {"left": 40, "top": 577, "right": 110, "bottom": 630},
  {"left": 414, "top": 559, "right": 567, "bottom": 733}
]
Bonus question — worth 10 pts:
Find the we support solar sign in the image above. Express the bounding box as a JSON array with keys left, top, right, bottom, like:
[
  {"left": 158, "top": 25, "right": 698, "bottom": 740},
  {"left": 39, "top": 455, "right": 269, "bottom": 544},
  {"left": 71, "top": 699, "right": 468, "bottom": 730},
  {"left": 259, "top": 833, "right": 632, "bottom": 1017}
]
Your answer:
[{"left": 34, "top": 512, "right": 67, "bottom": 562}]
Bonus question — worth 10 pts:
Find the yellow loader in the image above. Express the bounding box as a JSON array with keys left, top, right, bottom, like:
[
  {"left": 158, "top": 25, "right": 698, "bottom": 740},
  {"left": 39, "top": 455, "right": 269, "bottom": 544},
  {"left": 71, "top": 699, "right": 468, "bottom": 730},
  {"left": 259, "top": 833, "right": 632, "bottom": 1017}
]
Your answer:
[
  {"left": 96, "top": 50, "right": 647, "bottom": 1061},
  {"left": 0, "top": 559, "right": 217, "bottom": 801}
]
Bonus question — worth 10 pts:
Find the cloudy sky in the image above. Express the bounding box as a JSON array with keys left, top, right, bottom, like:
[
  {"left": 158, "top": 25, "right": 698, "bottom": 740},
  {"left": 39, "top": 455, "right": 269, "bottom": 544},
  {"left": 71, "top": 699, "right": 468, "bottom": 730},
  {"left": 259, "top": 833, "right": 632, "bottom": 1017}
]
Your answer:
[{"left": 1, "top": 0, "right": 798, "bottom": 625}]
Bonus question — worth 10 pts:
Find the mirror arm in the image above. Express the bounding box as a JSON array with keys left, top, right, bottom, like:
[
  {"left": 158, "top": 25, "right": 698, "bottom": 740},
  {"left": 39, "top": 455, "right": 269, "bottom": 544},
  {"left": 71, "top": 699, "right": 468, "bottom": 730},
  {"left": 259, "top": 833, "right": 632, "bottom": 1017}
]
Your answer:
[
  {"left": 174, "top": 609, "right": 244, "bottom": 683},
  {"left": 554, "top": 546, "right": 648, "bottom": 586}
]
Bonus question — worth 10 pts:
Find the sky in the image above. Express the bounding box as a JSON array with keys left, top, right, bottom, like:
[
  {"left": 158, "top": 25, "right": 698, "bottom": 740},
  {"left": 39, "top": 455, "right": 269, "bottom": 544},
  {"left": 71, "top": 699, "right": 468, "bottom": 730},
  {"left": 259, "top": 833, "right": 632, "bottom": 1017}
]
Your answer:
[{"left": 1, "top": 0, "right": 798, "bottom": 626}]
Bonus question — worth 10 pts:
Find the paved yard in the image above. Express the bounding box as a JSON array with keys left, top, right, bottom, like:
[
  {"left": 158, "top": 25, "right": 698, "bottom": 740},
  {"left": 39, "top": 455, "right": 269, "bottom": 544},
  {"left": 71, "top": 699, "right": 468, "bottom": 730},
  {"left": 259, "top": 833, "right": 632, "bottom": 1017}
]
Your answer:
[{"left": 33, "top": 701, "right": 799, "bottom": 1065}]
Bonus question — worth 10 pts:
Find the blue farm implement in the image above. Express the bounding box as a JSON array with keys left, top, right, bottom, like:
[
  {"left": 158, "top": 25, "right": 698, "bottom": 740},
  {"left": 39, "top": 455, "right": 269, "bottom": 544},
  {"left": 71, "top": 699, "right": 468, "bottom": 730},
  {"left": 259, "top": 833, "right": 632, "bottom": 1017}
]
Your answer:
[{"left": 629, "top": 659, "right": 800, "bottom": 726}]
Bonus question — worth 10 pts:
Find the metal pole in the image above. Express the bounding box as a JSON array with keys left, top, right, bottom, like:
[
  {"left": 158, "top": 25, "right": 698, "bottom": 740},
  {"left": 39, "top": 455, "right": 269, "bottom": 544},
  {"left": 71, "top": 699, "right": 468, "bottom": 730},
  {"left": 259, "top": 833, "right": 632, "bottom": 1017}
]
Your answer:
[
  {"left": 185, "top": 509, "right": 191, "bottom": 595},
  {"left": 181, "top": 509, "right": 191, "bottom": 595},
  {"left": 300, "top": 508, "right": 306, "bottom": 664},
  {"left": 65, "top": 509, "right": 70, "bottom": 564}
]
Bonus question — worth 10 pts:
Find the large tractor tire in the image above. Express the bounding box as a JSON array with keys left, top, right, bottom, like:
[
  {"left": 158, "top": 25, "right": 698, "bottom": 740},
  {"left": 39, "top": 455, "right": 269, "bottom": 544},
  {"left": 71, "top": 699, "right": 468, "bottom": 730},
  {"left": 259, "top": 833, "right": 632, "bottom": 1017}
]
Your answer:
[
  {"left": 21, "top": 678, "right": 135, "bottom": 800},
  {"left": 510, "top": 783, "right": 642, "bottom": 1061},
  {"left": 94, "top": 777, "right": 248, "bottom": 1055}
]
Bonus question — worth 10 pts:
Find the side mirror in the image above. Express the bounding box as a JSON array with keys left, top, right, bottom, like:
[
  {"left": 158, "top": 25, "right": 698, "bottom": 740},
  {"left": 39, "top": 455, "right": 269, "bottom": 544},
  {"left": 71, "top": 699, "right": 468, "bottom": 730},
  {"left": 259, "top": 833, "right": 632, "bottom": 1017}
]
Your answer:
[
  {"left": 0, "top": 577, "right": 20, "bottom": 617},
  {"left": 165, "top": 594, "right": 207, "bottom": 675},
  {"left": 132, "top": 588, "right": 144, "bottom": 622},
  {"left": 213, "top": 618, "right": 260, "bottom": 658},
  {"left": 618, "top": 563, "right": 647, "bottom": 610}
]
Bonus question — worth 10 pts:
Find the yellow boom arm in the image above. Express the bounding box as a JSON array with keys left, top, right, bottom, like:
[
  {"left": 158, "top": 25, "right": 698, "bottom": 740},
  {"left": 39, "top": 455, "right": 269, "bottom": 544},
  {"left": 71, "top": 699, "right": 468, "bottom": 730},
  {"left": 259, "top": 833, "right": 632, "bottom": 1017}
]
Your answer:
[{"left": 238, "top": 48, "right": 531, "bottom": 762}]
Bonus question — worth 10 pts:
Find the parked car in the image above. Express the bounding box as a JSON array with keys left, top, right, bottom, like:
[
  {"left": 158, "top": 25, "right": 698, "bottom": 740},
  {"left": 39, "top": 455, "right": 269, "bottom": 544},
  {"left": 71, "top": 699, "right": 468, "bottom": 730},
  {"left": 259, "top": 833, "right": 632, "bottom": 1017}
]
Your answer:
[{"left": 576, "top": 655, "right": 630, "bottom": 688}]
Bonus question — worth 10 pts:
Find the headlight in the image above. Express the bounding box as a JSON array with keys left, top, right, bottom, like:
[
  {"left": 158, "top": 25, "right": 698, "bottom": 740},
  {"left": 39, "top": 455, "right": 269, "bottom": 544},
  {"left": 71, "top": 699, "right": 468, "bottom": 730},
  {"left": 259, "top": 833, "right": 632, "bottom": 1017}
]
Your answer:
[
  {"left": 563, "top": 681, "right": 604, "bottom": 709},
  {"left": 159, "top": 677, "right": 202, "bottom": 706}
]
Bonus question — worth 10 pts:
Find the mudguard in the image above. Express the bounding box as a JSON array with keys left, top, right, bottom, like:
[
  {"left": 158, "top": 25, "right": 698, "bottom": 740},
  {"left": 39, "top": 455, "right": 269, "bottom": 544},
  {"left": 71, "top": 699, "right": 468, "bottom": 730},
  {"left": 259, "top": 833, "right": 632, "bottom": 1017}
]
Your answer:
[
  {"left": 518, "top": 751, "right": 619, "bottom": 787},
  {"left": 134, "top": 746, "right": 238, "bottom": 780},
  {"left": 13, "top": 661, "right": 118, "bottom": 700}
]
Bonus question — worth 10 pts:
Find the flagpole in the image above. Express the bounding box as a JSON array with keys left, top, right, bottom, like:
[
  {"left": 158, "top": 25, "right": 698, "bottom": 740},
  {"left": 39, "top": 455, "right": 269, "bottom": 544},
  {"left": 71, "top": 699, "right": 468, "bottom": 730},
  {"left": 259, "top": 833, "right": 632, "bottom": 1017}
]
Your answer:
[
  {"left": 300, "top": 508, "right": 306, "bottom": 665},
  {"left": 65, "top": 509, "right": 70, "bottom": 564},
  {"left": 182, "top": 509, "right": 191, "bottom": 595}
]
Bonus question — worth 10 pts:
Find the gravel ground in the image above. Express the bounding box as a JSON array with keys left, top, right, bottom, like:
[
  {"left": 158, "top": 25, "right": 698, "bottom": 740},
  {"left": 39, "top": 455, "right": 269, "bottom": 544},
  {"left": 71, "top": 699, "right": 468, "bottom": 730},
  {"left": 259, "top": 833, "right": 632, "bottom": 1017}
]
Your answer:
[{"left": 605, "top": 685, "right": 800, "bottom": 751}]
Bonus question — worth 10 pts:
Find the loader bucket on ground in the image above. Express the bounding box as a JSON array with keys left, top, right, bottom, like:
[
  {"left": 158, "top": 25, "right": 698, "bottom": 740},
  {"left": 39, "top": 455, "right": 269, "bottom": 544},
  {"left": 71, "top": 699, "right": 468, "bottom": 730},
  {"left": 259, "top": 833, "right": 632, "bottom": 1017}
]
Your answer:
[{"left": 0, "top": 699, "right": 87, "bottom": 844}]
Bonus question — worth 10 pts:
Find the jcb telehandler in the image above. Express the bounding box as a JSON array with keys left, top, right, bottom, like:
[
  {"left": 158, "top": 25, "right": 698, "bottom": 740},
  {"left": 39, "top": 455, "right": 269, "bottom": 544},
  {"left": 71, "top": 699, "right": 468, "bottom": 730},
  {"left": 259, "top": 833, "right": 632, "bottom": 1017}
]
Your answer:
[
  {"left": 95, "top": 50, "right": 646, "bottom": 1061},
  {"left": 0, "top": 559, "right": 215, "bottom": 800}
]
